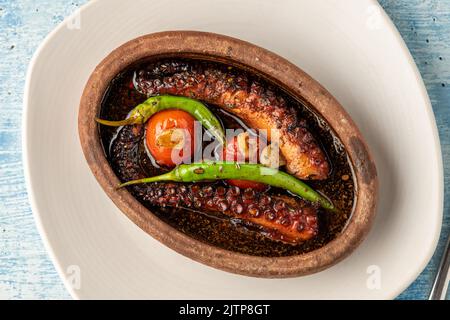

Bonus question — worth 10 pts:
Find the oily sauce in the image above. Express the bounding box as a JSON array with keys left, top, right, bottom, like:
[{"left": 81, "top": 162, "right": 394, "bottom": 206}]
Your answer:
[{"left": 99, "top": 58, "right": 355, "bottom": 257}]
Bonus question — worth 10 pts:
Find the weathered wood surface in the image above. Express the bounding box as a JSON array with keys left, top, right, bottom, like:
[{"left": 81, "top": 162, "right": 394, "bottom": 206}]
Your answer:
[{"left": 0, "top": 0, "right": 448, "bottom": 299}]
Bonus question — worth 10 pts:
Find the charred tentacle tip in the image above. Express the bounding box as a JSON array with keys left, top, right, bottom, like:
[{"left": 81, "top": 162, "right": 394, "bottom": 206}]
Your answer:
[{"left": 95, "top": 95, "right": 226, "bottom": 145}]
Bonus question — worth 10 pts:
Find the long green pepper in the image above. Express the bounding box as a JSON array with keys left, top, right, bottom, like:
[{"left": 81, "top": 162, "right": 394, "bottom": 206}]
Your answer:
[
  {"left": 96, "top": 95, "right": 225, "bottom": 144},
  {"left": 118, "top": 162, "right": 336, "bottom": 212}
]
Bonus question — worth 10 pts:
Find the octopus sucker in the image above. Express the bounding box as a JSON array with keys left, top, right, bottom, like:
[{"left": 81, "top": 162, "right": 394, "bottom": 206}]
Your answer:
[{"left": 134, "top": 60, "right": 330, "bottom": 180}]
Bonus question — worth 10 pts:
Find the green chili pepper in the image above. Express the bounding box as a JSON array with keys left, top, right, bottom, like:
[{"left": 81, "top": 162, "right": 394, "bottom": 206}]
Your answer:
[
  {"left": 118, "top": 162, "right": 336, "bottom": 212},
  {"left": 96, "top": 95, "right": 225, "bottom": 144}
]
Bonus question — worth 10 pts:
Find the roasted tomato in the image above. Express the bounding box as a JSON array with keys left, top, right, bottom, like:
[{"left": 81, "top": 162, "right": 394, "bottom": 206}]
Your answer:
[
  {"left": 222, "top": 135, "right": 268, "bottom": 191},
  {"left": 146, "top": 109, "right": 195, "bottom": 167}
]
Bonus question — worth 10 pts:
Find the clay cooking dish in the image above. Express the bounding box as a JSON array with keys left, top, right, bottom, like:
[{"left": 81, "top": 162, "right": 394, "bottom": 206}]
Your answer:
[{"left": 78, "top": 31, "right": 378, "bottom": 277}]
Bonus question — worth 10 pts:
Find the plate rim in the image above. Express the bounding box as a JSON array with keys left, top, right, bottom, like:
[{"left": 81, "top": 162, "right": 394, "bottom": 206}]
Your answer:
[
  {"left": 374, "top": 1, "right": 444, "bottom": 298},
  {"left": 22, "top": 0, "right": 444, "bottom": 299}
]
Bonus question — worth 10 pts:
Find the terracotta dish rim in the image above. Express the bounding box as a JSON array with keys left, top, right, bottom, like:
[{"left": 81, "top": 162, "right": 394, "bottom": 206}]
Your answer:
[{"left": 78, "top": 31, "right": 378, "bottom": 278}]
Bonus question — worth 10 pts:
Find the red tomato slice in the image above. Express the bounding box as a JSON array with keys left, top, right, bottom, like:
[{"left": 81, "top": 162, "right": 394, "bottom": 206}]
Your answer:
[
  {"left": 222, "top": 136, "right": 267, "bottom": 191},
  {"left": 146, "top": 109, "right": 195, "bottom": 167}
]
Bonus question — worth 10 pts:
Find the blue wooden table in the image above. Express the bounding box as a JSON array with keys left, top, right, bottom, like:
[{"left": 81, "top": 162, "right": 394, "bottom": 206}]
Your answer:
[{"left": 0, "top": 0, "right": 448, "bottom": 300}]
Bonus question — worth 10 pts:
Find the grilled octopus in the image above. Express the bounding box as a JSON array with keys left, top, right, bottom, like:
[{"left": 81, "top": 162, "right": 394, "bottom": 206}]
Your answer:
[
  {"left": 112, "top": 124, "right": 319, "bottom": 244},
  {"left": 134, "top": 60, "right": 330, "bottom": 180}
]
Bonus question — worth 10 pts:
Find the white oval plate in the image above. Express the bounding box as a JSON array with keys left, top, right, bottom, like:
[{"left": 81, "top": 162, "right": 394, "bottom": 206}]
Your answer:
[{"left": 23, "top": 0, "right": 443, "bottom": 299}]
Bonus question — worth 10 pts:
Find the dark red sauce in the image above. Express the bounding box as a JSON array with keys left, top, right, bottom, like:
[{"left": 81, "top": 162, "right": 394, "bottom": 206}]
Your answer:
[{"left": 99, "top": 58, "right": 355, "bottom": 257}]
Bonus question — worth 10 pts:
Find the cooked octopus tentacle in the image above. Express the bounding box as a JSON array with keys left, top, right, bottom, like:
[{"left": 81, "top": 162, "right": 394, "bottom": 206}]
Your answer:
[
  {"left": 111, "top": 124, "right": 319, "bottom": 244},
  {"left": 135, "top": 60, "right": 330, "bottom": 180},
  {"left": 142, "top": 183, "right": 318, "bottom": 243}
]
